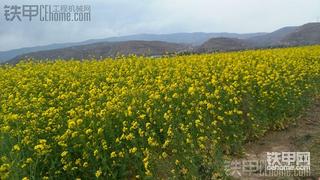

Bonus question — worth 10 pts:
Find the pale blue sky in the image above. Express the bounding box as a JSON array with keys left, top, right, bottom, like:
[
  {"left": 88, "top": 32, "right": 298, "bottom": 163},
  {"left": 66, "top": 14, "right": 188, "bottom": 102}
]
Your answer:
[{"left": 0, "top": 0, "right": 319, "bottom": 51}]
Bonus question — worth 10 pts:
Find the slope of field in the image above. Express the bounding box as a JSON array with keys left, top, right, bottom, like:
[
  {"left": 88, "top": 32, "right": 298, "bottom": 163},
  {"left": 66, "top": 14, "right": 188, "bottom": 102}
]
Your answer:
[
  {"left": 239, "top": 97, "right": 320, "bottom": 179},
  {"left": 0, "top": 46, "right": 319, "bottom": 179}
]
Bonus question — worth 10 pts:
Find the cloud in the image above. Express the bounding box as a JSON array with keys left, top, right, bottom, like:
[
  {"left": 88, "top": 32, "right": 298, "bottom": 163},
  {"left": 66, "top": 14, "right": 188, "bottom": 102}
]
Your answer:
[{"left": 0, "top": 0, "right": 319, "bottom": 51}]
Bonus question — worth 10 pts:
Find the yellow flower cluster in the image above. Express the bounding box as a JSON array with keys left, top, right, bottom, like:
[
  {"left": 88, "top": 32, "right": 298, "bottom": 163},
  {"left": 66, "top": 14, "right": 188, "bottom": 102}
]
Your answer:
[{"left": 0, "top": 46, "right": 319, "bottom": 179}]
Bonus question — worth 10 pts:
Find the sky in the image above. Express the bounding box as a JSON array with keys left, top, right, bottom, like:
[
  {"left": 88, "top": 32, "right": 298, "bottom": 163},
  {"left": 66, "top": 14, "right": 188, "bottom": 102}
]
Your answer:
[{"left": 0, "top": 0, "right": 319, "bottom": 51}]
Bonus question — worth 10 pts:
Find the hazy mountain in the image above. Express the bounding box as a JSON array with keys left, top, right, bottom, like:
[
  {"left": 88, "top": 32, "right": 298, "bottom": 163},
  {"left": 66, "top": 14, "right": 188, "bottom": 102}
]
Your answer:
[
  {"left": 9, "top": 41, "right": 189, "bottom": 64},
  {"left": 0, "top": 42, "right": 90, "bottom": 63},
  {"left": 3, "top": 22, "right": 320, "bottom": 64},
  {"left": 95, "top": 32, "right": 266, "bottom": 45},
  {"left": 247, "top": 22, "right": 320, "bottom": 47},
  {"left": 279, "top": 23, "right": 320, "bottom": 46},
  {"left": 0, "top": 32, "right": 265, "bottom": 63},
  {"left": 246, "top": 26, "right": 299, "bottom": 47},
  {"left": 197, "top": 37, "right": 250, "bottom": 52},
  {"left": 196, "top": 22, "right": 320, "bottom": 53}
]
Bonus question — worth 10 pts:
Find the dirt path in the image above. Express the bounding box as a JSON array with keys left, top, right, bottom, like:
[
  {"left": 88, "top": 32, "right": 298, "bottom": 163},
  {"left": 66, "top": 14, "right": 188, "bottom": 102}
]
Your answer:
[{"left": 232, "top": 98, "right": 320, "bottom": 180}]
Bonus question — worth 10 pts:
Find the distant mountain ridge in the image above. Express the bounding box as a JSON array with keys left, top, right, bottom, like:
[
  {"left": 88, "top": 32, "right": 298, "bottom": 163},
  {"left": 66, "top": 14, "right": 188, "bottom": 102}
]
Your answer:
[
  {"left": 280, "top": 23, "right": 320, "bottom": 46},
  {"left": 0, "top": 32, "right": 265, "bottom": 63},
  {"left": 2, "top": 22, "right": 320, "bottom": 64},
  {"left": 100, "top": 32, "right": 266, "bottom": 45},
  {"left": 196, "top": 22, "right": 320, "bottom": 53},
  {"left": 247, "top": 26, "right": 299, "bottom": 47},
  {"left": 9, "top": 41, "right": 189, "bottom": 64},
  {"left": 197, "top": 37, "right": 250, "bottom": 52}
]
